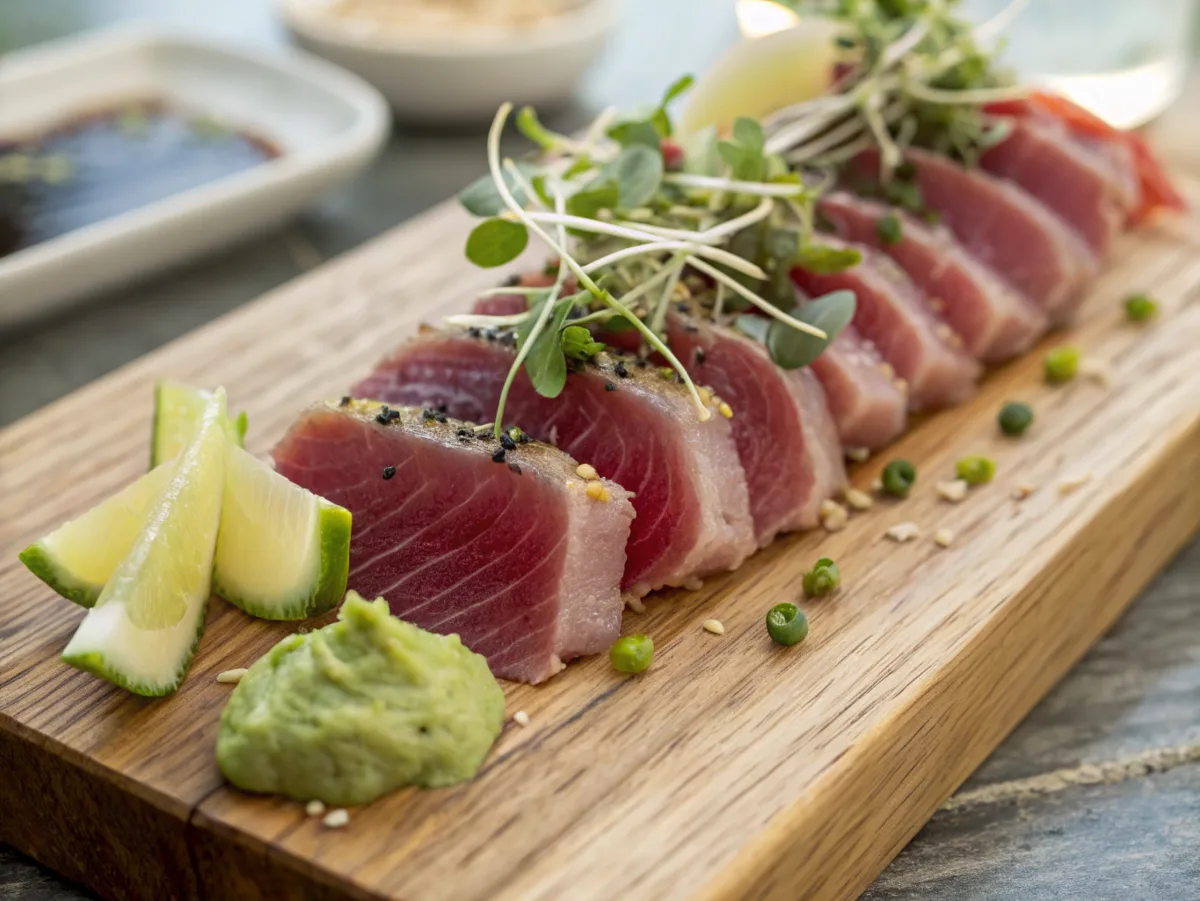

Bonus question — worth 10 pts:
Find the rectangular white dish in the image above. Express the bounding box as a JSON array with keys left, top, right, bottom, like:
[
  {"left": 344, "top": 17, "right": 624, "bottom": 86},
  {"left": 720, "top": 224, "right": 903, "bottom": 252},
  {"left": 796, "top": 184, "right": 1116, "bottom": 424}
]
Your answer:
[{"left": 0, "top": 26, "right": 389, "bottom": 330}]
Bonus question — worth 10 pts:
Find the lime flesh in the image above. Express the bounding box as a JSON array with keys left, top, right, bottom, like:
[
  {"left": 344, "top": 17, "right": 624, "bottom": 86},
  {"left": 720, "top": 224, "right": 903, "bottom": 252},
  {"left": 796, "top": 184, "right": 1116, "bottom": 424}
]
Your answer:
[
  {"left": 62, "top": 390, "right": 228, "bottom": 696},
  {"left": 152, "top": 380, "right": 246, "bottom": 468}
]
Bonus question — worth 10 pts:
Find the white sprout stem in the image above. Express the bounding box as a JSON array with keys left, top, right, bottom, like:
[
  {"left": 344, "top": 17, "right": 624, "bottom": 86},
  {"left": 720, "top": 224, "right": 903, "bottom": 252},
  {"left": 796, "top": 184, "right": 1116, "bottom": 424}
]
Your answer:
[
  {"left": 807, "top": 134, "right": 876, "bottom": 167},
  {"left": 974, "top": 0, "right": 1031, "bottom": 43},
  {"left": 764, "top": 104, "right": 856, "bottom": 156},
  {"left": 446, "top": 312, "right": 531, "bottom": 328},
  {"left": 521, "top": 212, "right": 692, "bottom": 245},
  {"left": 583, "top": 105, "right": 619, "bottom": 151},
  {"left": 663, "top": 172, "right": 808, "bottom": 198},
  {"left": 607, "top": 258, "right": 684, "bottom": 310},
  {"left": 649, "top": 252, "right": 688, "bottom": 336},
  {"left": 783, "top": 114, "right": 868, "bottom": 164},
  {"left": 903, "top": 80, "right": 1032, "bottom": 106},
  {"left": 762, "top": 93, "right": 852, "bottom": 130},
  {"left": 696, "top": 197, "right": 776, "bottom": 242},
  {"left": 581, "top": 240, "right": 767, "bottom": 280},
  {"left": 861, "top": 93, "right": 902, "bottom": 179},
  {"left": 687, "top": 257, "right": 827, "bottom": 340},
  {"left": 881, "top": 18, "right": 931, "bottom": 69},
  {"left": 492, "top": 178, "right": 571, "bottom": 438},
  {"left": 712, "top": 282, "right": 727, "bottom": 321},
  {"left": 503, "top": 159, "right": 549, "bottom": 211}
]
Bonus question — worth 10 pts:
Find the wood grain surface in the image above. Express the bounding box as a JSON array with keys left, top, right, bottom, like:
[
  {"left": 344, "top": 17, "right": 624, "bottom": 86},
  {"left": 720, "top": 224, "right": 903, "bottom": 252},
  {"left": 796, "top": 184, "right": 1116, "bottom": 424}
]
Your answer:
[{"left": 1, "top": 184, "right": 1198, "bottom": 901}]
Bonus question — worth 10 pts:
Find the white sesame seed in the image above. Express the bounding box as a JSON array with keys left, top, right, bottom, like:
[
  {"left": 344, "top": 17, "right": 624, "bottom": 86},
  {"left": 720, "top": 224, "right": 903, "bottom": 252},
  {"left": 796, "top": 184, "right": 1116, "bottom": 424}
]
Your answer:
[
  {"left": 819, "top": 499, "right": 849, "bottom": 532},
  {"left": 885, "top": 522, "right": 922, "bottom": 543},
  {"left": 936, "top": 479, "right": 969, "bottom": 503},
  {"left": 305, "top": 800, "right": 326, "bottom": 817},
  {"left": 1011, "top": 483, "right": 1036, "bottom": 500},
  {"left": 845, "top": 447, "right": 870, "bottom": 463},
  {"left": 625, "top": 595, "right": 646, "bottom": 614},
  {"left": 870, "top": 477, "right": 884, "bottom": 493},
  {"left": 879, "top": 361, "right": 895, "bottom": 378},
  {"left": 216, "top": 668, "right": 248, "bottom": 684},
  {"left": 933, "top": 528, "right": 955, "bottom": 548},
  {"left": 513, "top": 710, "right": 530, "bottom": 727},
  {"left": 843, "top": 487, "right": 874, "bottom": 511},
  {"left": 1058, "top": 473, "right": 1093, "bottom": 496},
  {"left": 718, "top": 401, "right": 734, "bottom": 419},
  {"left": 323, "top": 809, "right": 350, "bottom": 829},
  {"left": 702, "top": 619, "right": 725, "bottom": 635},
  {"left": 575, "top": 463, "right": 598, "bottom": 480},
  {"left": 586, "top": 480, "right": 610, "bottom": 502},
  {"left": 1079, "top": 359, "right": 1112, "bottom": 387}
]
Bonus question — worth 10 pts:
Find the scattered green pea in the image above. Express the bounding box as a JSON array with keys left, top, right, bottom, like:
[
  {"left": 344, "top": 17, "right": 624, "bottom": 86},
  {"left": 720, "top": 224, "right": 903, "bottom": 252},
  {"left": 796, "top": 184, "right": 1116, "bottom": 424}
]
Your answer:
[
  {"left": 876, "top": 214, "right": 903, "bottom": 246},
  {"left": 766, "top": 603, "right": 809, "bottom": 647},
  {"left": 998, "top": 402, "right": 1034, "bottom": 437},
  {"left": 803, "top": 557, "right": 841, "bottom": 598},
  {"left": 1044, "top": 346, "right": 1080, "bottom": 383},
  {"left": 881, "top": 459, "right": 917, "bottom": 497},
  {"left": 609, "top": 634, "right": 654, "bottom": 674},
  {"left": 956, "top": 455, "right": 996, "bottom": 486},
  {"left": 1124, "top": 293, "right": 1158, "bottom": 322}
]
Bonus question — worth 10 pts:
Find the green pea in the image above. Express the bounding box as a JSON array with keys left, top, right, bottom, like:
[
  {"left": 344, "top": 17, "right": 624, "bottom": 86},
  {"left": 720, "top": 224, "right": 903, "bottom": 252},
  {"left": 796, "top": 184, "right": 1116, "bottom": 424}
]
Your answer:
[
  {"left": 956, "top": 455, "right": 996, "bottom": 486},
  {"left": 998, "top": 402, "right": 1033, "bottom": 436},
  {"left": 876, "top": 214, "right": 903, "bottom": 246},
  {"left": 1124, "top": 293, "right": 1158, "bottom": 322},
  {"left": 803, "top": 557, "right": 841, "bottom": 598},
  {"left": 609, "top": 634, "right": 653, "bottom": 674},
  {"left": 1044, "top": 346, "right": 1080, "bottom": 383},
  {"left": 881, "top": 459, "right": 917, "bottom": 497},
  {"left": 766, "top": 603, "right": 809, "bottom": 647}
]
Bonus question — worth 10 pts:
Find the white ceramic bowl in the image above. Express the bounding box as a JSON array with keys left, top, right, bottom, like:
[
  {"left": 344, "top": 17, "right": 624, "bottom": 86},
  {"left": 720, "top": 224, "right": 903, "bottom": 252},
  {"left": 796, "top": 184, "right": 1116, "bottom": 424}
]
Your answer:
[{"left": 277, "top": 0, "right": 622, "bottom": 124}]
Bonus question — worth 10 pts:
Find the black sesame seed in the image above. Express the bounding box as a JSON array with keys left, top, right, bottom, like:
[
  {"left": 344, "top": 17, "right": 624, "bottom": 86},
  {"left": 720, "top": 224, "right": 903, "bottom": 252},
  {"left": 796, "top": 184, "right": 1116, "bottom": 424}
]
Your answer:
[
  {"left": 685, "top": 324, "right": 699, "bottom": 333},
  {"left": 468, "top": 327, "right": 483, "bottom": 339},
  {"left": 518, "top": 432, "right": 530, "bottom": 444},
  {"left": 382, "top": 466, "right": 396, "bottom": 480},
  {"left": 339, "top": 396, "right": 352, "bottom": 407},
  {"left": 456, "top": 427, "right": 472, "bottom": 438},
  {"left": 387, "top": 409, "right": 400, "bottom": 421},
  {"left": 508, "top": 462, "right": 522, "bottom": 475},
  {"left": 502, "top": 273, "right": 521, "bottom": 287},
  {"left": 635, "top": 359, "right": 648, "bottom": 369},
  {"left": 434, "top": 413, "right": 448, "bottom": 423},
  {"left": 498, "top": 331, "right": 516, "bottom": 347},
  {"left": 605, "top": 382, "right": 617, "bottom": 392},
  {"left": 695, "top": 348, "right": 707, "bottom": 365},
  {"left": 500, "top": 433, "right": 517, "bottom": 451},
  {"left": 492, "top": 448, "right": 507, "bottom": 463},
  {"left": 675, "top": 302, "right": 690, "bottom": 313},
  {"left": 437, "top": 403, "right": 448, "bottom": 413},
  {"left": 614, "top": 361, "right": 629, "bottom": 378},
  {"left": 422, "top": 408, "right": 437, "bottom": 420},
  {"left": 484, "top": 328, "right": 499, "bottom": 342}
]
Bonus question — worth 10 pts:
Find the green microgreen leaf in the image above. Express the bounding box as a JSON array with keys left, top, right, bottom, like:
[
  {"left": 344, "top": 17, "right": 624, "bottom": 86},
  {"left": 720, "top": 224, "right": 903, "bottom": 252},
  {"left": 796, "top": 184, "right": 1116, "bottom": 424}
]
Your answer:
[
  {"left": 768, "top": 290, "right": 857, "bottom": 369},
  {"left": 560, "top": 325, "right": 606, "bottom": 362},
  {"left": 459, "top": 161, "right": 541, "bottom": 217},
  {"left": 602, "top": 315, "right": 637, "bottom": 333},
  {"left": 795, "top": 243, "right": 862, "bottom": 274},
  {"left": 518, "top": 295, "right": 576, "bottom": 398},
  {"left": 530, "top": 174, "right": 554, "bottom": 209},
  {"left": 681, "top": 126, "right": 720, "bottom": 177},
  {"left": 465, "top": 218, "right": 529, "bottom": 268},
  {"left": 661, "top": 73, "right": 695, "bottom": 107},
  {"left": 876, "top": 214, "right": 903, "bottom": 246},
  {"left": 563, "top": 156, "right": 594, "bottom": 180},
  {"left": 732, "top": 117, "right": 765, "bottom": 153},
  {"left": 566, "top": 181, "right": 619, "bottom": 220},
  {"left": 604, "top": 145, "right": 664, "bottom": 211},
  {"left": 516, "top": 106, "right": 567, "bottom": 151},
  {"left": 608, "top": 120, "right": 662, "bottom": 150}
]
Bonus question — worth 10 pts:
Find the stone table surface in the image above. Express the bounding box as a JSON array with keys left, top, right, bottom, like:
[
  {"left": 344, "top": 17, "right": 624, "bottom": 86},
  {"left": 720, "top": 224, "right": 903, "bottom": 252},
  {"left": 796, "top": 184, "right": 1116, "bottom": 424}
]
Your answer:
[{"left": 1, "top": 2, "right": 1198, "bottom": 899}]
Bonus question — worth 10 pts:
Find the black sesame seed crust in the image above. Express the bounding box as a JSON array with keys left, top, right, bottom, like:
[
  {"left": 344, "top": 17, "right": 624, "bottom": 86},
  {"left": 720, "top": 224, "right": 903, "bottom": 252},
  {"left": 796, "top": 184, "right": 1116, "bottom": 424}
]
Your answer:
[
  {"left": 382, "top": 466, "right": 396, "bottom": 480},
  {"left": 492, "top": 448, "right": 507, "bottom": 463}
]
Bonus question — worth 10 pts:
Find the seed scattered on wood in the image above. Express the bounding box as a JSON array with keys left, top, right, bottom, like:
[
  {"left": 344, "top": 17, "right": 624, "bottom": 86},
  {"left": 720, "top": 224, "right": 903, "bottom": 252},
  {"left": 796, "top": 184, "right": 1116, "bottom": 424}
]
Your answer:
[
  {"left": 702, "top": 619, "right": 725, "bottom": 636},
  {"left": 576, "top": 463, "right": 598, "bottom": 480},
  {"left": 933, "top": 528, "right": 955, "bottom": 548},
  {"left": 936, "top": 479, "right": 969, "bottom": 503},
  {"left": 870, "top": 477, "right": 884, "bottom": 493},
  {"left": 845, "top": 447, "right": 870, "bottom": 463},
  {"left": 625, "top": 595, "right": 646, "bottom": 613},
  {"left": 305, "top": 800, "right": 326, "bottom": 817},
  {"left": 1079, "top": 359, "right": 1113, "bottom": 387},
  {"left": 820, "top": 499, "right": 849, "bottom": 532},
  {"left": 1011, "top": 483, "right": 1037, "bottom": 500},
  {"left": 513, "top": 710, "right": 530, "bottom": 727},
  {"left": 323, "top": 809, "right": 350, "bottom": 829},
  {"left": 1058, "top": 473, "right": 1093, "bottom": 496},
  {"left": 885, "top": 522, "right": 922, "bottom": 543},
  {"left": 586, "top": 481, "right": 610, "bottom": 502},
  {"left": 217, "top": 669, "right": 247, "bottom": 684},
  {"left": 843, "top": 487, "right": 874, "bottom": 511}
]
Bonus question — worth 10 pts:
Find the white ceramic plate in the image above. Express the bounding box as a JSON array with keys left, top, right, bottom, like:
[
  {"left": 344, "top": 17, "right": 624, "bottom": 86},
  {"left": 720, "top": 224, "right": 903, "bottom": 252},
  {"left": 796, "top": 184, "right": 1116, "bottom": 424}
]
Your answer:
[
  {"left": 0, "top": 26, "right": 390, "bottom": 330},
  {"left": 277, "top": 0, "right": 621, "bottom": 123}
]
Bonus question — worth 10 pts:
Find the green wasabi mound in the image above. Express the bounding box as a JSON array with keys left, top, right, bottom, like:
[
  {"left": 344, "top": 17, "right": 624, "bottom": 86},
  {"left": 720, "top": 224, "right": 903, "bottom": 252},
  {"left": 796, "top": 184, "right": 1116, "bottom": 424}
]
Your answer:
[{"left": 216, "top": 592, "right": 505, "bottom": 806}]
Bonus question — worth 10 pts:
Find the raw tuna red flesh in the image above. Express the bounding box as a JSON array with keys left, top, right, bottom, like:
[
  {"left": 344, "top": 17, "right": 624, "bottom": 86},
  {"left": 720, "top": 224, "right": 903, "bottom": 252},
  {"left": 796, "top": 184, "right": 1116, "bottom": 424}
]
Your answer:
[
  {"left": 271, "top": 403, "right": 635, "bottom": 684},
  {"left": 817, "top": 192, "right": 1047, "bottom": 363},
  {"left": 791, "top": 237, "right": 982, "bottom": 410},
  {"left": 981, "top": 116, "right": 1137, "bottom": 257},
  {"left": 848, "top": 147, "right": 1097, "bottom": 321},
  {"left": 354, "top": 331, "right": 756, "bottom": 598},
  {"left": 665, "top": 311, "right": 846, "bottom": 545}
]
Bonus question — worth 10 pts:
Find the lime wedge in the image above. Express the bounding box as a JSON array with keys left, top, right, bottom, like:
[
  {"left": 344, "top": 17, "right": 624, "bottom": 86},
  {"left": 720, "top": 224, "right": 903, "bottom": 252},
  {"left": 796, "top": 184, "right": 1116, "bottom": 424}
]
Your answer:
[
  {"left": 152, "top": 380, "right": 246, "bottom": 468},
  {"left": 214, "top": 445, "right": 351, "bottom": 620},
  {"left": 19, "top": 463, "right": 174, "bottom": 608},
  {"left": 63, "top": 389, "right": 228, "bottom": 696}
]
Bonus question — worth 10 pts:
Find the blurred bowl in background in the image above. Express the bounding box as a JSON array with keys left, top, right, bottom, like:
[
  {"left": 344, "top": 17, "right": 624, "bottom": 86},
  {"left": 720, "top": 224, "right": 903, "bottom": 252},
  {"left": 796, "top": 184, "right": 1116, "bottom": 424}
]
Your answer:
[{"left": 277, "top": 0, "right": 622, "bottom": 124}]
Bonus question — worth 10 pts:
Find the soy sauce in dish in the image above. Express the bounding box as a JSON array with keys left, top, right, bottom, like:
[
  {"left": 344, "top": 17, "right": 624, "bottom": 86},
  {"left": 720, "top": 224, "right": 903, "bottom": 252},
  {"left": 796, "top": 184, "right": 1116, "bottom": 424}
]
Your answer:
[{"left": 0, "top": 101, "right": 280, "bottom": 258}]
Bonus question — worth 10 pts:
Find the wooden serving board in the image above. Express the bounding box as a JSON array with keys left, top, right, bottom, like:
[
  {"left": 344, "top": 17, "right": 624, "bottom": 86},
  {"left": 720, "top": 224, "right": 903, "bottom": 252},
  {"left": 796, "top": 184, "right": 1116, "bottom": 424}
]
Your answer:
[{"left": 2, "top": 185, "right": 1198, "bottom": 901}]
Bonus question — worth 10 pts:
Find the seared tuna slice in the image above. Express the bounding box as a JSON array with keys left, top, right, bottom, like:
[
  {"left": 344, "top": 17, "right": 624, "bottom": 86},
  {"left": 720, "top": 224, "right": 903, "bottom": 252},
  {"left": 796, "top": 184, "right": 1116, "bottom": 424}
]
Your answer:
[
  {"left": 271, "top": 403, "right": 635, "bottom": 684},
  {"left": 981, "top": 116, "right": 1137, "bottom": 257},
  {"left": 791, "top": 238, "right": 982, "bottom": 410},
  {"left": 848, "top": 148, "right": 1097, "bottom": 320},
  {"left": 665, "top": 311, "right": 846, "bottom": 545},
  {"left": 817, "top": 192, "right": 1047, "bottom": 362},
  {"left": 354, "top": 332, "right": 756, "bottom": 598},
  {"left": 808, "top": 325, "right": 908, "bottom": 451}
]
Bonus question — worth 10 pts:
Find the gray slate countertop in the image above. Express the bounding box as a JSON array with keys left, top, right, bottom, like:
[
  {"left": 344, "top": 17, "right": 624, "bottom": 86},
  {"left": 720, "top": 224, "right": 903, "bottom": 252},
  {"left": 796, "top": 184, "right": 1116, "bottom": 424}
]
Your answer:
[{"left": 1, "top": 2, "right": 1198, "bottom": 899}]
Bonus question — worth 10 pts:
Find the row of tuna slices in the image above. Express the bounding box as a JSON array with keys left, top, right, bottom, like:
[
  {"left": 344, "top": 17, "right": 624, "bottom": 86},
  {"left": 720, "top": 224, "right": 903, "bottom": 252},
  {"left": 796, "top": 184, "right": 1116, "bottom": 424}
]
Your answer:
[{"left": 271, "top": 402, "right": 635, "bottom": 684}]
